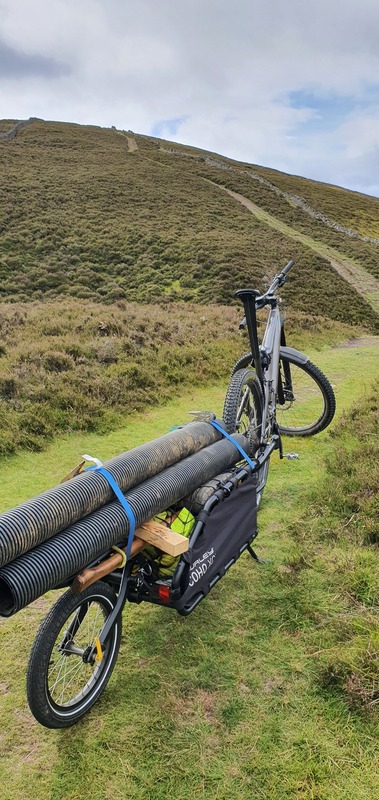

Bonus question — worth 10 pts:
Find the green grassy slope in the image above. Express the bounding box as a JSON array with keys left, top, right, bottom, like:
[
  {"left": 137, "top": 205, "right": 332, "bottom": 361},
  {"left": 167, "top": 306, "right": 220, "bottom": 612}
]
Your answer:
[
  {"left": 0, "top": 341, "right": 378, "bottom": 800},
  {"left": 0, "top": 119, "right": 378, "bottom": 331},
  {"left": 0, "top": 299, "right": 242, "bottom": 455}
]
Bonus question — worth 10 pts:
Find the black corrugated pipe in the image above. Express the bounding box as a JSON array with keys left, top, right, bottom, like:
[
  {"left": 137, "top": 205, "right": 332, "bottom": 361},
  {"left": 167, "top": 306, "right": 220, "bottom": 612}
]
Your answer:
[
  {"left": 0, "top": 422, "right": 223, "bottom": 568},
  {"left": 0, "top": 434, "right": 253, "bottom": 616}
]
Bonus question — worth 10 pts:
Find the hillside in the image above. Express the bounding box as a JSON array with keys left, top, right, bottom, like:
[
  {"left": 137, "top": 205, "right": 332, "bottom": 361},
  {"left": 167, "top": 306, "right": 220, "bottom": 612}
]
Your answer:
[
  {"left": 0, "top": 299, "right": 358, "bottom": 456},
  {"left": 1, "top": 118, "right": 379, "bottom": 330}
]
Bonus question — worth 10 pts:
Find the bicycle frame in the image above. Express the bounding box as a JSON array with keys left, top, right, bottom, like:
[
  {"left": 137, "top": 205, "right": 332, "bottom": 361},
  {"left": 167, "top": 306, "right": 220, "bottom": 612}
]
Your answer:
[
  {"left": 235, "top": 259, "right": 296, "bottom": 449},
  {"left": 260, "top": 304, "right": 282, "bottom": 443}
]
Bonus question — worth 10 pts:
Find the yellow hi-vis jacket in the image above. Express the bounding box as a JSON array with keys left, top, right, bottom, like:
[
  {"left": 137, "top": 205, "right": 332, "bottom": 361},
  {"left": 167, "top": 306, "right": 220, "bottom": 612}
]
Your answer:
[{"left": 145, "top": 507, "right": 195, "bottom": 577}]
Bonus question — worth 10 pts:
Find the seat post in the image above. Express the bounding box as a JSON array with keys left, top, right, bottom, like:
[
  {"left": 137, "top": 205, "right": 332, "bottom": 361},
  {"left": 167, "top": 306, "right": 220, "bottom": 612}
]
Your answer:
[{"left": 235, "top": 289, "right": 264, "bottom": 386}]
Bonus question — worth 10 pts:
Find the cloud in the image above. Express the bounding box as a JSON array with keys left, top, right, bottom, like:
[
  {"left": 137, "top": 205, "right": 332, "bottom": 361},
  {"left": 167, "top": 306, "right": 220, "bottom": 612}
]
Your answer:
[
  {"left": 0, "top": 0, "right": 378, "bottom": 195},
  {"left": 0, "top": 38, "right": 70, "bottom": 79}
]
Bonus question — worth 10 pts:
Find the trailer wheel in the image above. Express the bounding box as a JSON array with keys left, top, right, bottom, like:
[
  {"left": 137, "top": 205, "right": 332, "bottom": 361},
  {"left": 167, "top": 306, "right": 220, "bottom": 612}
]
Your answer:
[{"left": 27, "top": 581, "right": 121, "bottom": 728}]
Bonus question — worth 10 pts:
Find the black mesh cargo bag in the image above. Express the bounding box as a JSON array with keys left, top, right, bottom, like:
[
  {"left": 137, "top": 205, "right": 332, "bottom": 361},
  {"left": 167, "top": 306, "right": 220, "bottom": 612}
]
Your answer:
[{"left": 172, "top": 472, "right": 257, "bottom": 614}]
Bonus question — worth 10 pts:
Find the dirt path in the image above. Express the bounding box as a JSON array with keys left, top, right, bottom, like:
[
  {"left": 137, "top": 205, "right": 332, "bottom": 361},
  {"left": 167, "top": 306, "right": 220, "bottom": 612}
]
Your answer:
[
  {"left": 211, "top": 183, "right": 379, "bottom": 316},
  {"left": 126, "top": 136, "right": 138, "bottom": 152},
  {"left": 115, "top": 130, "right": 138, "bottom": 152},
  {"left": 334, "top": 335, "right": 379, "bottom": 348}
]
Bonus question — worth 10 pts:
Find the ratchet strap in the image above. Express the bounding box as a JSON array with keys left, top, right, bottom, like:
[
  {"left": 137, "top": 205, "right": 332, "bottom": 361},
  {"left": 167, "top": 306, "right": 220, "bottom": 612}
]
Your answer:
[
  {"left": 209, "top": 420, "right": 257, "bottom": 472},
  {"left": 83, "top": 456, "right": 136, "bottom": 560}
]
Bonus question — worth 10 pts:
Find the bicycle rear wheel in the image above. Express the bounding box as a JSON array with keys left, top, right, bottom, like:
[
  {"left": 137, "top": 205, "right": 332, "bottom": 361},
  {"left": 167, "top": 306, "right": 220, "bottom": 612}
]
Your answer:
[
  {"left": 230, "top": 351, "right": 336, "bottom": 437},
  {"left": 276, "top": 355, "right": 336, "bottom": 436},
  {"left": 223, "top": 368, "right": 268, "bottom": 502},
  {"left": 26, "top": 581, "right": 121, "bottom": 728}
]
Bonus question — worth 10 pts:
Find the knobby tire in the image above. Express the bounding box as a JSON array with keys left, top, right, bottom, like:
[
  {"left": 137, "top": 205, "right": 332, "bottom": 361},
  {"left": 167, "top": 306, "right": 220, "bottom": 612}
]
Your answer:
[
  {"left": 231, "top": 352, "right": 335, "bottom": 436},
  {"left": 223, "top": 368, "right": 268, "bottom": 503}
]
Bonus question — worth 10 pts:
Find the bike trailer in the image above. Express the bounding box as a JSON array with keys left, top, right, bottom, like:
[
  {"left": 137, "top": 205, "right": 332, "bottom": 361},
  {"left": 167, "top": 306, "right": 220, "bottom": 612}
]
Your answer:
[{"left": 125, "top": 466, "right": 258, "bottom": 615}]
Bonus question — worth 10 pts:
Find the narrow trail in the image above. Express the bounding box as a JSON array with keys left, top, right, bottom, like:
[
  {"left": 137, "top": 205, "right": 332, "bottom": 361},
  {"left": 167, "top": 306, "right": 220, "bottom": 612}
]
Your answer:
[
  {"left": 225, "top": 185, "right": 379, "bottom": 314},
  {"left": 334, "top": 335, "right": 379, "bottom": 348},
  {"left": 211, "top": 182, "right": 379, "bottom": 316},
  {"left": 126, "top": 136, "right": 138, "bottom": 152}
]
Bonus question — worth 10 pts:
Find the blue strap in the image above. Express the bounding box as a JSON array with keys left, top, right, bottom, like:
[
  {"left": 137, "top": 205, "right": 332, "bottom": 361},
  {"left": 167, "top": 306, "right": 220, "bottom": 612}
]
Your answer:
[
  {"left": 87, "top": 466, "right": 136, "bottom": 560},
  {"left": 209, "top": 420, "right": 257, "bottom": 472}
]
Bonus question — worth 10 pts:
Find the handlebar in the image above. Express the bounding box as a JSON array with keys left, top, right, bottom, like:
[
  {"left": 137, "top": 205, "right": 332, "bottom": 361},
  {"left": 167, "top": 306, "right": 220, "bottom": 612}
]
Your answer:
[
  {"left": 282, "top": 258, "right": 295, "bottom": 274},
  {"left": 237, "top": 259, "right": 295, "bottom": 328},
  {"left": 267, "top": 258, "right": 295, "bottom": 294}
]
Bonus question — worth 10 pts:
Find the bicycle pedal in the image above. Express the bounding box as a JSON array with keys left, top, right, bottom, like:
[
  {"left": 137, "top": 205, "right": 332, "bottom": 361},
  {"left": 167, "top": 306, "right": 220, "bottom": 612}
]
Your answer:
[{"left": 283, "top": 452, "right": 299, "bottom": 460}]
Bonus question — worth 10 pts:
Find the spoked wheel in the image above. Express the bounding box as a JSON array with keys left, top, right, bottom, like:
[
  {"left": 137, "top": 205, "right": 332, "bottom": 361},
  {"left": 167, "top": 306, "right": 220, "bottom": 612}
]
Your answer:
[
  {"left": 223, "top": 368, "right": 268, "bottom": 503},
  {"left": 277, "top": 356, "right": 336, "bottom": 436},
  {"left": 26, "top": 581, "right": 121, "bottom": 729}
]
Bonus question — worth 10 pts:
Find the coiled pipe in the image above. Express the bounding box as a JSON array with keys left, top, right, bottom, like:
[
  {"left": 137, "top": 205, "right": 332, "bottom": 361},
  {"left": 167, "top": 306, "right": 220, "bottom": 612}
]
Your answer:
[
  {"left": 0, "top": 421, "right": 223, "bottom": 568},
  {"left": 0, "top": 433, "right": 253, "bottom": 616}
]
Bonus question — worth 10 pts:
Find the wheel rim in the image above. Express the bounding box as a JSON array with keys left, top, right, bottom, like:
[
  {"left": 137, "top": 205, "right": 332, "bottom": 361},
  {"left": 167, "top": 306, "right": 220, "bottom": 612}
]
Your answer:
[
  {"left": 47, "top": 599, "right": 110, "bottom": 710},
  {"left": 276, "top": 363, "right": 325, "bottom": 432}
]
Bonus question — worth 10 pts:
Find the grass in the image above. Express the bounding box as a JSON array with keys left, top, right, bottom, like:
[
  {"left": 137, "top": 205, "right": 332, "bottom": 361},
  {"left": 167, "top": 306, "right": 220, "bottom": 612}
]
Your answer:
[
  {"left": 0, "top": 297, "right": 363, "bottom": 457},
  {"left": 0, "top": 299, "right": 243, "bottom": 456},
  {"left": 0, "top": 338, "right": 378, "bottom": 799},
  {"left": 249, "top": 163, "right": 379, "bottom": 267}
]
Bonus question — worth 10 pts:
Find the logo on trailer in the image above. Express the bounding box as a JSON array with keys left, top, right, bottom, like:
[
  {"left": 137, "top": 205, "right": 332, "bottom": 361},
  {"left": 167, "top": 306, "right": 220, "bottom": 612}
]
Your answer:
[{"left": 189, "top": 548, "right": 216, "bottom": 587}]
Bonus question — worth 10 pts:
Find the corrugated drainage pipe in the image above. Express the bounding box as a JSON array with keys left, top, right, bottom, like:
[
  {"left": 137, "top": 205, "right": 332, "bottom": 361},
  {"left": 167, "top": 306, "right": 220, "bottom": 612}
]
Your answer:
[
  {"left": 0, "top": 421, "right": 223, "bottom": 568},
  {"left": 0, "top": 434, "right": 253, "bottom": 616}
]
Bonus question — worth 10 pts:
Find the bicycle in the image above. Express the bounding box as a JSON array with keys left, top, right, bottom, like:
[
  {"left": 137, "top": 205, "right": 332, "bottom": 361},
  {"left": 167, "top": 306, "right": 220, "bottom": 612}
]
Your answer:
[
  {"left": 222, "top": 258, "right": 336, "bottom": 501},
  {"left": 23, "top": 259, "right": 335, "bottom": 728}
]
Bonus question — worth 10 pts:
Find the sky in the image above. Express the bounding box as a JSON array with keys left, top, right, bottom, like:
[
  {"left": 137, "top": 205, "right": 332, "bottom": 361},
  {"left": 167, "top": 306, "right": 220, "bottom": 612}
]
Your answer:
[{"left": 1, "top": 0, "right": 379, "bottom": 197}]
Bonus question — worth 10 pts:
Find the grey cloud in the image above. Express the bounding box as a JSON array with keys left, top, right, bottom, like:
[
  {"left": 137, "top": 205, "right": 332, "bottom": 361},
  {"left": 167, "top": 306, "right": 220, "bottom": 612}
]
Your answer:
[
  {"left": 0, "top": 0, "right": 378, "bottom": 195},
  {"left": 0, "top": 39, "right": 70, "bottom": 79}
]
